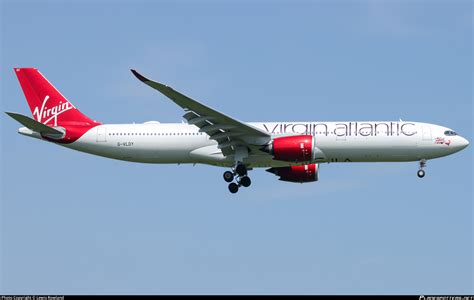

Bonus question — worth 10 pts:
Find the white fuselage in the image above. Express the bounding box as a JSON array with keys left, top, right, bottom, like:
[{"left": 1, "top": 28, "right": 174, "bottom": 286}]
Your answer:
[{"left": 30, "top": 120, "right": 468, "bottom": 168}]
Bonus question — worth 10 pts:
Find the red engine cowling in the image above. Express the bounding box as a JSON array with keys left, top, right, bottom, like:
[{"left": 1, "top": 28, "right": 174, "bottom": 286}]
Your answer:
[
  {"left": 262, "top": 135, "right": 315, "bottom": 162},
  {"left": 266, "top": 164, "right": 319, "bottom": 183}
]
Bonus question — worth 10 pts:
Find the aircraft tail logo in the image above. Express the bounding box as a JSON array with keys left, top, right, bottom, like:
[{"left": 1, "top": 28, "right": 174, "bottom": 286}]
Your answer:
[{"left": 14, "top": 68, "right": 100, "bottom": 127}]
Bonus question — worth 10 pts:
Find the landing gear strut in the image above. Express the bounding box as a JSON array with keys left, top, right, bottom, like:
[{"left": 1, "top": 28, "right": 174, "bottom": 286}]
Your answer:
[
  {"left": 224, "top": 163, "right": 251, "bottom": 193},
  {"left": 417, "top": 159, "right": 426, "bottom": 178}
]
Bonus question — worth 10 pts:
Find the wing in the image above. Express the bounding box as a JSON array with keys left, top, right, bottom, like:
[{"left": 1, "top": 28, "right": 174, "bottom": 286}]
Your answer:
[{"left": 131, "top": 70, "right": 271, "bottom": 156}]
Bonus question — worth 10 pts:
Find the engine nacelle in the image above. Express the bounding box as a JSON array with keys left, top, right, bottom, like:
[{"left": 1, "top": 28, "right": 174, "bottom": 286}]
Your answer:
[
  {"left": 266, "top": 164, "right": 319, "bottom": 183},
  {"left": 262, "top": 135, "right": 315, "bottom": 162}
]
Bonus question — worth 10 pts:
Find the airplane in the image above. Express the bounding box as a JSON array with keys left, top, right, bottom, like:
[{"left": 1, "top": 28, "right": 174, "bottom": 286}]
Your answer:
[{"left": 6, "top": 68, "right": 470, "bottom": 193}]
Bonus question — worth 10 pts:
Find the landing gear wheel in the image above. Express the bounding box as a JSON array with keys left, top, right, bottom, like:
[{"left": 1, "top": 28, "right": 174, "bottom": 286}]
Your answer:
[
  {"left": 228, "top": 182, "right": 239, "bottom": 194},
  {"left": 417, "top": 159, "right": 426, "bottom": 178},
  {"left": 417, "top": 169, "right": 425, "bottom": 178},
  {"left": 240, "top": 176, "right": 251, "bottom": 187},
  {"left": 223, "top": 171, "right": 234, "bottom": 182},
  {"left": 235, "top": 164, "right": 247, "bottom": 176}
]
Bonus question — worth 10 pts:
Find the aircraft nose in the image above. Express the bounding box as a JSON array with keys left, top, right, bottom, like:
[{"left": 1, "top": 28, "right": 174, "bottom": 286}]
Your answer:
[{"left": 459, "top": 137, "right": 469, "bottom": 149}]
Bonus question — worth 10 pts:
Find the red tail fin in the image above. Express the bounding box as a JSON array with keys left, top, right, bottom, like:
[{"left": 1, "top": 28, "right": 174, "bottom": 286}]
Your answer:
[{"left": 14, "top": 68, "right": 100, "bottom": 126}]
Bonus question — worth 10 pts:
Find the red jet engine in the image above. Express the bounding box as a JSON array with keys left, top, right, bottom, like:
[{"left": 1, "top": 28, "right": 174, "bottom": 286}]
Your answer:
[
  {"left": 266, "top": 164, "right": 319, "bottom": 183},
  {"left": 261, "top": 135, "right": 315, "bottom": 162}
]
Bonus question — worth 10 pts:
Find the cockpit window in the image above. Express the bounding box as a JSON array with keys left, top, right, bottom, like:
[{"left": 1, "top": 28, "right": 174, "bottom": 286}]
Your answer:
[{"left": 444, "top": 130, "right": 457, "bottom": 136}]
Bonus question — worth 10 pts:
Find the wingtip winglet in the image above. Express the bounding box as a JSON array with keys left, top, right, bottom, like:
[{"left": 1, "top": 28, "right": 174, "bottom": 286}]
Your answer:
[{"left": 130, "top": 69, "right": 149, "bottom": 82}]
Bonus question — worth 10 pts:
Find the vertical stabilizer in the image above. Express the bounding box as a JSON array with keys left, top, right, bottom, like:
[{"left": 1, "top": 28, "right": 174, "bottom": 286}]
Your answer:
[{"left": 14, "top": 68, "right": 100, "bottom": 126}]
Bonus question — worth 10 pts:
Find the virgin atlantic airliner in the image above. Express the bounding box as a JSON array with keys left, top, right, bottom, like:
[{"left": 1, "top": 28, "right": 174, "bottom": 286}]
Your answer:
[{"left": 6, "top": 68, "right": 469, "bottom": 193}]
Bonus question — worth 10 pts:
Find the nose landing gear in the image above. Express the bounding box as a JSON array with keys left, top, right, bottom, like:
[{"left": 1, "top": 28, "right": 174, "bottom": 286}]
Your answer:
[
  {"left": 417, "top": 169, "right": 425, "bottom": 178},
  {"left": 417, "top": 159, "right": 426, "bottom": 178},
  {"left": 224, "top": 163, "right": 251, "bottom": 193}
]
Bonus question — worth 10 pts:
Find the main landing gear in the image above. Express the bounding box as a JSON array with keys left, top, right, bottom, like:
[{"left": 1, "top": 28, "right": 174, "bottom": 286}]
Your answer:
[
  {"left": 223, "top": 163, "right": 251, "bottom": 193},
  {"left": 417, "top": 159, "right": 426, "bottom": 178}
]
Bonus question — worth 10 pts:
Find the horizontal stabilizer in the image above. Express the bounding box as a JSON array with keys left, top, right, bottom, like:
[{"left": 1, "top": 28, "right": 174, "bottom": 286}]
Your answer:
[{"left": 5, "top": 112, "right": 65, "bottom": 137}]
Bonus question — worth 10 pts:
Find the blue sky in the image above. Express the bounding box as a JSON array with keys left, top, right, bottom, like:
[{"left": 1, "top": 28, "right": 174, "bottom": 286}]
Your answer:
[{"left": 1, "top": 0, "right": 472, "bottom": 295}]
